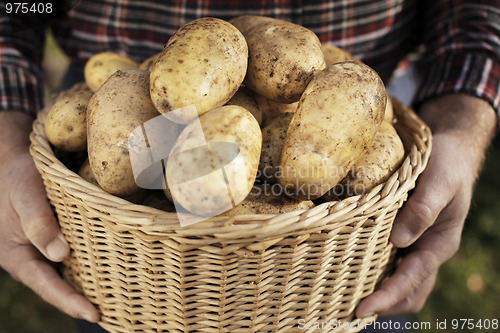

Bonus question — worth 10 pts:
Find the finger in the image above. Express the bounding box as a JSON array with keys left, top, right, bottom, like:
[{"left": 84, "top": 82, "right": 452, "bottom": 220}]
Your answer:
[
  {"left": 378, "top": 271, "right": 437, "bottom": 316},
  {"left": 11, "top": 244, "right": 100, "bottom": 323},
  {"left": 357, "top": 215, "right": 463, "bottom": 318},
  {"left": 390, "top": 167, "right": 449, "bottom": 248},
  {"left": 356, "top": 247, "right": 439, "bottom": 318},
  {"left": 11, "top": 161, "right": 69, "bottom": 262}
]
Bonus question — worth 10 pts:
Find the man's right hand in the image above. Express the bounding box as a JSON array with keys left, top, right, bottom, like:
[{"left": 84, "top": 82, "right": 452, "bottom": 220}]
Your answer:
[{"left": 0, "top": 110, "right": 99, "bottom": 323}]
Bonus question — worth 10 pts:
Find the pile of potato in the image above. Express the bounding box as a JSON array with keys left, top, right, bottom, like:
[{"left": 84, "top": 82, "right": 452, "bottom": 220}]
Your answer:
[{"left": 44, "top": 16, "right": 404, "bottom": 217}]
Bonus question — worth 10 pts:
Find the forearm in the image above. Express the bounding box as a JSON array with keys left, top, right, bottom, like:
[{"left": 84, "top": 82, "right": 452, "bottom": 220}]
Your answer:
[
  {"left": 418, "top": 94, "right": 497, "bottom": 182},
  {"left": 0, "top": 111, "right": 34, "bottom": 161}
]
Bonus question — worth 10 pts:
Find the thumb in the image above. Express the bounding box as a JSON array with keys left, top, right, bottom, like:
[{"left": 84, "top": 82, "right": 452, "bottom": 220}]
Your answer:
[
  {"left": 390, "top": 165, "right": 449, "bottom": 248},
  {"left": 12, "top": 162, "right": 69, "bottom": 262}
]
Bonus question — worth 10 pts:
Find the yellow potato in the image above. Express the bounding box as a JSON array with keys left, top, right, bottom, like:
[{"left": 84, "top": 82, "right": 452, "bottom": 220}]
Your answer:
[
  {"left": 225, "top": 88, "right": 263, "bottom": 126},
  {"left": 259, "top": 113, "right": 294, "bottom": 183},
  {"left": 141, "top": 191, "right": 176, "bottom": 212},
  {"left": 220, "top": 184, "right": 315, "bottom": 216},
  {"left": 384, "top": 94, "right": 394, "bottom": 123},
  {"left": 78, "top": 158, "right": 99, "bottom": 186},
  {"left": 45, "top": 86, "right": 93, "bottom": 152},
  {"left": 279, "top": 61, "right": 386, "bottom": 200},
  {"left": 242, "top": 19, "right": 325, "bottom": 103},
  {"left": 138, "top": 52, "right": 161, "bottom": 71},
  {"left": 254, "top": 94, "right": 298, "bottom": 127},
  {"left": 343, "top": 121, "right": 404, "bottom": 193},
  {"left": 87, "top": 69, "right": 160, "bottom": 197},
  {"left": 150, "top": 17, "right": 248, "bottom": 124},
  {"left": 84, "top": 52, "right": 139, "bottom": 92},
  {"left": 166, "top": 105, "right": 262, "bottom": 216},
  {"left": 78, "top": 157, "right": 150, "bottom": 203},
  {"left": 321, "top": 45, "right": 359, "bottom": 66},
  {"left": 229, "top": 15, "right": 278, "bottom": 36},
  {"left": 321, "top": 122, "right": 404, "bottom": 201}
]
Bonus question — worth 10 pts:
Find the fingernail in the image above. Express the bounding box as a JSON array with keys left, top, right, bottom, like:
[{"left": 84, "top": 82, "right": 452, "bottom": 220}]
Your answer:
[
  {"left": 46, "top": 234, "right": 69, "bottom": 262},
  {"left": 391, "top": 224, "right": 411, "bottom": 247},
  {"left": 81, "top": 311, "right": 99, "bottom": 323},
  {"left": 357, "top": 310, "right": 376, "bottom": 319}
]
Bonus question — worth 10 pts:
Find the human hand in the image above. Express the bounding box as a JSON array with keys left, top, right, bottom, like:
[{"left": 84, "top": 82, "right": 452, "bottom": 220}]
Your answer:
[
  {"left": 0, "top": 111, "right": 99, "bottom": 322},
  {"left": 356, "top": 94, "right": 497, "bottom": 317}
]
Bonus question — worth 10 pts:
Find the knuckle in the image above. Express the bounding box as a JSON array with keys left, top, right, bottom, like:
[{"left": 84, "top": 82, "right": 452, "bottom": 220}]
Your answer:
[
  {"left": 417, "top": 250, "right": 440, "bottom": 276},
  {"left": 440, "top": 233, "right": 461, "bottom": 261},
  {"left": 406, "top": 196, "right": 436, "bottom": 231},
  {"left": 22, "top": 214, "right": 56, "bottom": 246},
  {"left": 407, "top": 300, "right": 426, "bottom": 315}
]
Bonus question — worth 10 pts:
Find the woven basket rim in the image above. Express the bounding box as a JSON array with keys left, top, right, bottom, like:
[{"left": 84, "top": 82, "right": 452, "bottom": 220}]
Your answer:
[{"left": 30, "top": 86, "right": 432, "bottom": 240}]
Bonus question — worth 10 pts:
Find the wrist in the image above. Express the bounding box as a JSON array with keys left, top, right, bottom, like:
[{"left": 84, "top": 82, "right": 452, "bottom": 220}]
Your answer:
[
  {"left": 417, "top": 93, "right": 497, "bottom": 180},
  {"left": 418, "top": 94, "right": 497, "bottom": 138},
  {"left": 0, "top": 110, "right": 35, "bottom": 161}
]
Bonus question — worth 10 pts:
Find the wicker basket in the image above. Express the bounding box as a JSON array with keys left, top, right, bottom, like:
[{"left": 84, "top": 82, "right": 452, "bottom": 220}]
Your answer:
[{"left": 30, "top": 93, "right": 431, "bottom": 333}]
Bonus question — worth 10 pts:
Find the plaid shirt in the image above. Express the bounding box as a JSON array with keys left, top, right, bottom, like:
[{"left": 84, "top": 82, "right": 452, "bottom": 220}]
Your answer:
[{"left": 1, "top": 0, "right": 499, "bottom": 117}]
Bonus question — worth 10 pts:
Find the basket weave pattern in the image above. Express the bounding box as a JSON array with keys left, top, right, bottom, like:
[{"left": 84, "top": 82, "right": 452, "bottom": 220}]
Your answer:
[{"left": 30, "top": 96, "right": 431, "bottom": 333}]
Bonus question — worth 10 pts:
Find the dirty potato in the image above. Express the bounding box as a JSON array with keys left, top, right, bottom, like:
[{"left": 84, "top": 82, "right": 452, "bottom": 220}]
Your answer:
[
  {"left": 87, "top": 69, "right": 159, "bottom": 197},
  {"left": 229, "top": 15, "right": 278, "bottom": 36},
  {"left": 254, "top": 94, "right": 298, "bottom": 126},
  {"left": 279, "top": 61, "right": 386, "bottom": 200},
  {"left": 321, "top": 45, "right": 359, "bottom": 67},
  {"left": 78, "top": 158, "right": 99, "bottom": 186},
  {"left": 384, "top": 94, "right": 394, "bottom": 123},
  {"left": 139, "top": 52, "right": 161, "bottom": 71},
  {"left": 226, "top": 88, "right": 263, "bottom": 126},
  {"left": 150, "top": 17, "right": 248, "bottom": 123},
  {"left": 84, "top": 52, "right": 139, "bottom": 92},
  {"left": 342, "top": 121, "right": 404, "bottom": 194},
  {"left": 141, "top": 191, "right": 176, "bottom": 212},
  {"left": 242, "top": 19, "right": 325, "bottom": 103},
  {"left": 321, "top": 121, "right": 404, "bottom": 201},
  {"left": 259, "top": 113, "right": 294, "bottom": 183},
  {"left": 45, "top": 86, "right": 93, "bottom": 152},
  {"left": 220, "top": 184, "right": 315, "bottom": 216}
]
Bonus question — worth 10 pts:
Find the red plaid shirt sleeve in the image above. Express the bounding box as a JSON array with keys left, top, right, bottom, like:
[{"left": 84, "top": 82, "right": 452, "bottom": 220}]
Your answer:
[
  {"left": 414, "top": 0, "right": 500, "bottom": 113},
  {"left": 0, "top": 13, "right": 45, "bottom": 116}
]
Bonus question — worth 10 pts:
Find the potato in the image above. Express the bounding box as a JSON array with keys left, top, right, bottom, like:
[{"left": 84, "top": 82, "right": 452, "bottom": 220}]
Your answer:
[
  {"left": 87, "top": 69, "right": 160, "bottom": 197},
  {"left": 384, "top": 94, "right": 394, "bottom": 123},
  {"left": 141, "top": 191, "right": 176, "bottom": 212},
  {"left": 78, "top": 157, "right": 150, "bottom": 203},
  {"left": 321, "top": 45, "right": 359, "bottom": 67},
  {"left": 229, "top": 15, "right": 279, "bottom": 35},
  {"left": 279, "top": 61, "right": 386, "bottom": 200},
  {"left": 84, "top": 52, "right": 139, "bottom": 92},
  {"left": 254, "top": 94, "right": 298, "bottom": 126},
  {"left": 229, "top": 15, "right": 278, "bottom": 36},
  {"left": 343, "top": 121, "right": 404, "bottom": 193},
  {"left": 139, "top": 52, "right": 161, "bottom": 71},
  {"left": 165, "top": 105, "right": 262, "bottom": 216},
  {"left": 259, "top": 113, "right": 294, "bottom": 183},
  {"left": 45, "top": 86, "right": 93, "bottom": 152},
  {"left": 225, "top": 88, "right": 263, "bottom": 126},
  {"left": 242, "top": 19, "right": 325, "bottom": 103},
  {"left": 321, "top": 122, "right": 404, "bottom": 201},
  {"left": 78, "top": 158, "right": 99, "bottom": 186},
  {"left": 150, "top": 17, "right": 248, "bottom": 124},
  {"left": 220, "top": 184, "right": 315, "bottom": 216}
]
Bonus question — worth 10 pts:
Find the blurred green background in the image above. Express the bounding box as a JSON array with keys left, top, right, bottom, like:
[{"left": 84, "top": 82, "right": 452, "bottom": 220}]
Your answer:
[{"left": 1, "top": 30, "right": 499, "bottom": 333}]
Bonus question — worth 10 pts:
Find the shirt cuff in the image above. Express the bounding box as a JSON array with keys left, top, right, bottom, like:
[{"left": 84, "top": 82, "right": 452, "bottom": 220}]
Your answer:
[
  {"left": 414, "top": 52, "right": 500, "bottom": 115},
  {"left": 0, "top": 66, "right": 44, "bottom": 116}
]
